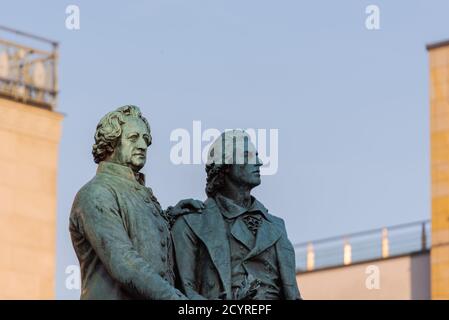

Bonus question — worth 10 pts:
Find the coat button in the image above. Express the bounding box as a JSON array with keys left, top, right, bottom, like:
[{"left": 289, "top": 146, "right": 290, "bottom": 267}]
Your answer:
[
  {"left": 158, "top": 225, "right": 164, "bottom": 232},
  {"left": 159, "top": 271, "right": 165, "bottom": 277},
  {"left": 161, "top": 256, "right": 166, "bottom": 262},
  {"left": 161, "top": 240, "right": 166, "bottom": 247}
]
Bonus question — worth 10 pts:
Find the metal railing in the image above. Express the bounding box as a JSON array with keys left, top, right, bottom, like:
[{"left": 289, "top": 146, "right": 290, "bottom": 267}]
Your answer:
[
  {"left": 0, "top": 25, "right": 58, "bottom": 110},
  {"left": 294, "top": 220, "right": 431, "bottom": 273}
]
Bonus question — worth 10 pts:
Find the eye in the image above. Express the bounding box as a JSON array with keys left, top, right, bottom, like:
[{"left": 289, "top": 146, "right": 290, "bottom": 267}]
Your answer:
[{"left": 128, "top": 134, "right": 138, "bottom": 141}]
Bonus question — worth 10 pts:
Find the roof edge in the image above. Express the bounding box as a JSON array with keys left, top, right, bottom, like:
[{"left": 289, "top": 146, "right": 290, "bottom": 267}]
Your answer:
[{"left": 427, "top": 39, "right": 449, "bottom": 51}]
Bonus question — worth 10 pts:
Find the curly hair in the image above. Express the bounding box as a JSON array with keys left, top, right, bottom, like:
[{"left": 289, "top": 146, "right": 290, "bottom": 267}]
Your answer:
[
  {"left": 205, "top": 163, "right": 228, "bottom": 197},
  {"left": 92, "top": 105, "right": 151, "bottom": 164}
]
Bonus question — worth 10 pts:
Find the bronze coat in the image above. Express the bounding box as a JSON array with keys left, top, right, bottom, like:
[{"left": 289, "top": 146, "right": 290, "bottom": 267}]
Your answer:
[
  {"left": 69, "top": 161, "right": 186, "bottom": 300},
  {"left": 172, "top": 197, "right": 302, "bottom": 300}
]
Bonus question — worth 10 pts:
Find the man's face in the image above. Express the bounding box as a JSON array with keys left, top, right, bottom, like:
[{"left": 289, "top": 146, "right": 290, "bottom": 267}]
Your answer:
[
  {"left": 226, "top": 147, "right": 263, "bottom": 189},
  {"left": 110, "top": 117, "right": 151, "bottom": 172}
]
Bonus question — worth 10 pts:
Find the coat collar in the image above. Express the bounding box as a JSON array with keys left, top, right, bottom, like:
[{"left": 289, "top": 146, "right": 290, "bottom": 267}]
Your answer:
[
  {"left": 215, "top": 194, "right": 270, "bottom": 221},
  {"left": 97, "top": 161, "right": 146, "bottom": 186}
]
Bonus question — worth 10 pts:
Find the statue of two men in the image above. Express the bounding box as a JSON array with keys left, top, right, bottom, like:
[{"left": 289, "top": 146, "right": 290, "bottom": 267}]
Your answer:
[{"left": 69, "top": 105, "right": 301, "bottom": 300}]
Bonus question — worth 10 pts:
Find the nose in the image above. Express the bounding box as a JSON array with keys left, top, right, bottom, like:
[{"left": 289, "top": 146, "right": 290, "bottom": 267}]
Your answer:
[
  {"left": 256, "top": 156, "right": 263, "bottom": 167},
  {"left": 136, "top": 136, "right": 148, "bottom": 151}
]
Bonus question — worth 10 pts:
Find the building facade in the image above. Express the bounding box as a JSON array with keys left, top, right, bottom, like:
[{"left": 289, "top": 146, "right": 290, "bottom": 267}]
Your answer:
[
  {"left": 0, "top": 27, "right": 62, "bottom": 299},
  {"left": 428, "top": 40, "right": 449, "bottom": 300}
]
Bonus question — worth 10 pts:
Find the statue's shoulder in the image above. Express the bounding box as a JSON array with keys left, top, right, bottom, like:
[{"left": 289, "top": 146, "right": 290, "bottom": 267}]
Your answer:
[
  {"left": 267, "top": 212, "right": 284, "bottom": 225},
  {"left": 264, "top": 213, "right": 294, "bottom": 248},
  {"left": 265, "top": 211, "right": 288, "bottom": 233},
  {"left": 182, "top": 197, "right": 220, "bottom": 226},
  {"left": 73, "top": 174, "right": 117, "bottom": 206}
]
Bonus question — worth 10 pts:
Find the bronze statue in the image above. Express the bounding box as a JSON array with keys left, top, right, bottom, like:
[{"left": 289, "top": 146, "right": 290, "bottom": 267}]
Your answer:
[
  {"left": 69, "top": 105, "right": 203, "bottom": 299},
  {"left": 172, "top": 130, "right": 302, "bottom": 300}
]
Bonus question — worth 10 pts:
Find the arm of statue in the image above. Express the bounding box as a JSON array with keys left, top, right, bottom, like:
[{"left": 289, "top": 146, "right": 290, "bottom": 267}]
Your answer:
[
  {"left": 77, "top": 185, "right": 187, "bottom": 300},
  {"left": 164, "top": 199, "right": 205, "bottom": 228},
  {"left": 171, "top": 217, "right": 207, "bottom": 300}
]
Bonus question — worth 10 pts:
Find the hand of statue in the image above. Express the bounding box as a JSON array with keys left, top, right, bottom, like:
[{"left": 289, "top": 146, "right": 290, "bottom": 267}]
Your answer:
[
  {"left": 233, "top": 275, "right": 261, "bottom": 300},
  {"left": 169, "top": 199, "right": 205, "bottom": 218}
]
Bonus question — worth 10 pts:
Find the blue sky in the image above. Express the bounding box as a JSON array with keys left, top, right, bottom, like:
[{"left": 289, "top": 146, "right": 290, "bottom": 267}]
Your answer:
[{"left": 1, "top": 0, "right": 448, "bottom": 299}]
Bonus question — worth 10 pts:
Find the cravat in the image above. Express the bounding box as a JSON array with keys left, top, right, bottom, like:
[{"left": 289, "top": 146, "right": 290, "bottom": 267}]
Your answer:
[{"left": 242, "top": 214, "right": 262, "bottom": 235}]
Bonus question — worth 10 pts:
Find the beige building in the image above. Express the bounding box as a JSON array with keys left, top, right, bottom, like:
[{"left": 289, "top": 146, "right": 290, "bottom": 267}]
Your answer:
[
  {"left": 296, "top": 244, "right": 431, "bottom": 299},
  {"left": 429, "top": 39, "right": 449, "bottom": 300},
  {"left": 0, "top": 27, "right": 62, "bottom": 299},
  {"left": 294, "top": 221, "right": 431, "bottom": 299},
  {"left": 297, "top": 252, "right": 430, "bottom": 300}
]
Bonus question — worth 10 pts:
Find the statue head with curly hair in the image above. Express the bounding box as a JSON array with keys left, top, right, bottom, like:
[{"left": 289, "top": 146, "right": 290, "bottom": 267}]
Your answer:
[
  {"left": 205, "top": 129, "right": 263, "bottom": 198},
  {"left": 92, "top": 105, "right": 151, "bottom": 173}
]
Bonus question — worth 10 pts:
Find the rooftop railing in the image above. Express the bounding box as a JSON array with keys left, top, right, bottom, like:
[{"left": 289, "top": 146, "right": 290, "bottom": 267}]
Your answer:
[
  {"left": 294, "top": 220, "right": 431, "bottom": 273},
  {"left": 0, "top": 25, "right": 58, "bottom": 110}
]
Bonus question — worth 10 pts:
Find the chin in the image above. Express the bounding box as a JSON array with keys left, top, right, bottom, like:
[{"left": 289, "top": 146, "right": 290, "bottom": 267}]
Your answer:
[
  {"left": 250, "top": 178, "right": 261, "bottom": 187},
  {"left": 132, "top": 160, "right": 146, "bottom": 171}
]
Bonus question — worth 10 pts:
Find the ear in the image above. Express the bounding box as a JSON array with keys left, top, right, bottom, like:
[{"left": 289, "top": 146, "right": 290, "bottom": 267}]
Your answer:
[{"left": 105, "top": 138, "right": 120, "bottom": 161}]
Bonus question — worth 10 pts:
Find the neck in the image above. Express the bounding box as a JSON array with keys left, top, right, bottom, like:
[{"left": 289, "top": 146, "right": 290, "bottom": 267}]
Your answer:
[
  {"left": 219, "top": 181, "right": 252, "bottom": 208},
  {"left": 106, "top": 157, "right": 140, "bottom": 174}
]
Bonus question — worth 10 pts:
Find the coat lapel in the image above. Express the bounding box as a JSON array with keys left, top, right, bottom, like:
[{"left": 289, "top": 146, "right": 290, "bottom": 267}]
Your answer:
[
  {"left": 244, "top": 218, "right": 282, "bottom": 260},
  {"left": 230, "top": 218, "right": 255, "bottom": 250},
  {"left": 183, "top": 198, "right": 232, "bottom": 298}
]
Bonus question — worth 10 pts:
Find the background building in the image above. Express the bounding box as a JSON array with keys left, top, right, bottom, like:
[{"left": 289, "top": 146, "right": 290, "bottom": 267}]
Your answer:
[
  {"left": 0, "top": 26, "right": 62, "bottom": 299},
  {"left": 428, "top": 39, "right": 449, "bottom": 300},
  {"left": 294, "top": 40, "right": 449, "bottom": 299},
  {"left": 295, "top": 221, "right": 431, "bottom": 299}
]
